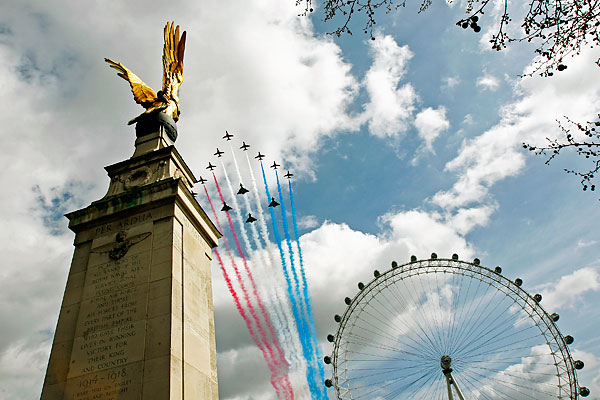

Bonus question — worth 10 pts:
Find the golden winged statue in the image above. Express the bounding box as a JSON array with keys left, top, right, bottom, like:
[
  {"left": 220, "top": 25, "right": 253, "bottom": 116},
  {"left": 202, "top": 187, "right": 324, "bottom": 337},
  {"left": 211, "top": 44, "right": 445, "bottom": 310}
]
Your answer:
[{"left": 105, "top": 22, "right": 186, "bottom": 126}]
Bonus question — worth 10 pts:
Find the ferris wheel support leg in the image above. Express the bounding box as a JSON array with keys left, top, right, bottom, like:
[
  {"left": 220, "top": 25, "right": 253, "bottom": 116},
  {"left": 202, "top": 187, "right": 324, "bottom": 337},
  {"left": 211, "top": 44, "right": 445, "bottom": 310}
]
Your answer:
[
  {"left": 445, "top": 373, "right": 455, "bottom": 400},
  {"left": 444, "top": 371, "right": 465, "bottom": 400}
]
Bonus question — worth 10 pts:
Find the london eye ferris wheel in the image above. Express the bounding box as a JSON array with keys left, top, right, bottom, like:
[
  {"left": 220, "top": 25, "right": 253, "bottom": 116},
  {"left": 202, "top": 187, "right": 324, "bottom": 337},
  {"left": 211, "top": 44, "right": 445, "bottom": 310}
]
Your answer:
[{"left": 323, "top": 254, "right": 590, "bottom": 399}]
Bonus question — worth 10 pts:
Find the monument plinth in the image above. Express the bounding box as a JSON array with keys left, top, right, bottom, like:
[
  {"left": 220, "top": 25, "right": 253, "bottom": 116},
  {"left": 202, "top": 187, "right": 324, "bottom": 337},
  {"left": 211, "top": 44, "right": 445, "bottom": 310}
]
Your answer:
[{"left": 40, "top": 126, "right": 221, "bottom": 399}]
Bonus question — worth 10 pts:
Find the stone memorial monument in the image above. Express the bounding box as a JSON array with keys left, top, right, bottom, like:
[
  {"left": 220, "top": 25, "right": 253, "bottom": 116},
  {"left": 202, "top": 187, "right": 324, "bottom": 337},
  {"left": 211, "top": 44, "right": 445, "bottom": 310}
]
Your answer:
[{"left": 40, "top": 22, "right": 221, "bottom": 399}]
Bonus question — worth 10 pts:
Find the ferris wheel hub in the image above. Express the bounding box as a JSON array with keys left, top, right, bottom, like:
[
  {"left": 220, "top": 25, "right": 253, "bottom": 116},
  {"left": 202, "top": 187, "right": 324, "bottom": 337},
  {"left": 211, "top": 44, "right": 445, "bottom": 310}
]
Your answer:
[{"left": 441, "top": 355, "right": 452, "bottom": 371}]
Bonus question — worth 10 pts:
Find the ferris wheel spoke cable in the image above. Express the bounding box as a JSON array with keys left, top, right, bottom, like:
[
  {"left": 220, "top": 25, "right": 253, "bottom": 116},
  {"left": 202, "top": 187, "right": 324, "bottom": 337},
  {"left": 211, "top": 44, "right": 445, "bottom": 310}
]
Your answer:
[
  {"left": 456, "top": 322, "right": 542, "bottom": 363},
  {"left": 394, "top": 274, "right": 448, "bottom": 353},
  {"left": 473, "top": 364, "right": 559, "bottom": 382},
  {"left": 344, "top": 362, "right": 437, "bottom": 384},
  {"left": 399, "top": 365, "right": 443, "bottom": 400},
  {"left": 376, "top": 278, "right": 441, "bottom": 349},
  {"left": 454, "top": 290, "right": 529, "bottom": 354},
  {"left": 370, "top": 285, "right": 442, "bottom": 356},
  {"left": 346, "top": 363, "right": 436, "bottom": 395},
  {"left": 461, "top": 366, "right": 559, "bottom": 398},
  {"left": 455, "top": 371, "right": 496, "bottom": 400},
  {"left": 450, "top": 281, "right": 509, "bottom": 353},
  {"left": 351, "top": 296, "right": 438, "bottom": 354},
  {"left": 413, "top": 270, "right": 448, "bottom": 352},
  {"left": 345, "top": 317, "right": 439, "bottom": 361},
  {"left": 453, "top": 308, "right": 536, "bottom": 357},
  {"left": 446, "top": 270, "right": 489, "bottom": 355},
  {"left": 360, "top": 364, "right": 439, "bottom": 400},
  {"left": 448, "top": 270, "right": 482, "bottom": 352},
  {"left": 340, "top": 335, "right": 430, "bottom": 360},
  {"left": 461, "top": 362, "right": 558, "bottom": 397},
  {"left": 376, "top": 283, "right": 445, "bottom": 358},
  {"left": 457, "top": 333, "right": 549, "bottom": 361},
  {"left": 443, "top": 269, "right": 465, "bottom": 355}
]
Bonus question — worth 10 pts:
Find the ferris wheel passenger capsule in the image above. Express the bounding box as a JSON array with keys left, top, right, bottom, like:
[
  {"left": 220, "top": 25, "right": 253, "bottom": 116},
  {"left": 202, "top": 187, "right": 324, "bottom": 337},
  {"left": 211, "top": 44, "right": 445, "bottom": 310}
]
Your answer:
[
  {"left": 565, "top": 335, "right": 574, "bottom": 345},
  {"left": 575, "top": 360, "right": 585, "bottom": 370},
  {"left": 334, "top": 314, "right": 342, "bottom": 323},
  {"left": 580, "top": 387, "right": 590, "bottom": 396},
  {"left": 358, "top": 282, "right": 365, "bottom": 290},
  {"left": 494, "top": 266, "right": 502, "bottom": 274},
  {"left": 515, "top": 278, "right": 523, "bottom": 286},
  {"left": 324, "top": 356, "right": 331, "bottom": 364},
  {"left": 392, "top": 261, "right": 398, "bottom": 268},
  {"left": 431, "top": 252, "right": 438, "bottom": 259},
  {"left": 551, "top": 313, "right": 560, "bottom": 322},
  {"left": 325, "top": 379, "right": 333, "bottom": 388},
  {"left": 327, "top": 334, "right": 335, "bottom": 343},
  {"left": 473, "top": 258, "right": 481, "bottom": 265},
  {"left": 374, "top": 269, "right": 380, "bottom": 277},
  {"left": 534, "top": 294, "right": 542, "bottom": 302},
  {"left": 411, "top": 255, "right": 417, "bottom": 262},
  {"left": 452, "top": 253, "right": 459, "bottom": 260},
  {"left": 344, "top": 297, "right": 352, "bottom": 305}
]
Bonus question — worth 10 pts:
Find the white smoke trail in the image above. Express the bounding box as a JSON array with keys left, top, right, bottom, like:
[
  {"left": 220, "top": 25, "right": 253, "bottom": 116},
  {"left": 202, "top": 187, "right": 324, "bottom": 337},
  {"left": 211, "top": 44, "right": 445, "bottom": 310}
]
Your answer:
[
  {"left": 244, "top": 151, "right": 308, "bottom": 390},
  {"left": 227, "top": 145, "right": 293, "bottom": 363},
  {"left": 219, "top": 159, "right": 292, "bottom": 386}
]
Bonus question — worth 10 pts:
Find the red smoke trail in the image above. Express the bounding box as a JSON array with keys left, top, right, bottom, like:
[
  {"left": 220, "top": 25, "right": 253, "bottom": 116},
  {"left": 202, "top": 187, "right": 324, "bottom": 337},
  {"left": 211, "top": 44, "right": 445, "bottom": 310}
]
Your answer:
[
  {"left": 203, "top": 186, "right": 284, "bottom": 398},
  {"left": 212, "top": 172, "right": 295, "bottom": 399}
]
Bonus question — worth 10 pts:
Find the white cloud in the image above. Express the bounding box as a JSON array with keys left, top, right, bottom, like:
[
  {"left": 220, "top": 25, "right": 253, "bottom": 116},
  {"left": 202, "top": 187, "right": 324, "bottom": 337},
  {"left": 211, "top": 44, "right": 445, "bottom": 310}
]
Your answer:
[
  {"left": 442, "top": 76, "right": 460, "bottom": 90},
  {"left": 476, "top": 73, "right": 501, "bottom": 91},
  {"left": 414, "top": 106, "right": 450, "bottom": 152},
  {"left": 535, "top": 267, "right": 600, "bottom": 312},
  {"left": 0, "top": 1, "right": 360, "bottom": 398},
  {"left": 577, "top": 239, "right": 598, "bottom": 250},
  {"left": 447, "top": 204, "right": 497, "bottom": 235},
  {"left": 433, "top": 48, "right": 600, "bottom": 210},
  {"left": 362, "top": 35, "right": 418, "bottom": 138},
  {"left": 463, "top": 113, "right": 475, "bottom": 125},
  {"left": 297, "top": 215, "right": 319, "bottom": 230}
]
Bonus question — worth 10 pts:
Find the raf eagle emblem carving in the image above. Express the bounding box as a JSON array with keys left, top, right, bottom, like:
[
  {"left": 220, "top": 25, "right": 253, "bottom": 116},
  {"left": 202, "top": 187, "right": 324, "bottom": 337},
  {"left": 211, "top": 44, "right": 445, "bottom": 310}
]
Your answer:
[{"left": 105, "top": 22, "right": 186, "bottom": 130}]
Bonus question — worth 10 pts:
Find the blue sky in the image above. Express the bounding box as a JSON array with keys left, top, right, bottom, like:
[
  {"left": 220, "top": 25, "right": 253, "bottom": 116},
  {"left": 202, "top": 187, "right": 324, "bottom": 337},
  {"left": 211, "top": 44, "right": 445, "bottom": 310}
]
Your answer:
[{"left": 0, "top": 0, "right": 599, "bottom": 399}]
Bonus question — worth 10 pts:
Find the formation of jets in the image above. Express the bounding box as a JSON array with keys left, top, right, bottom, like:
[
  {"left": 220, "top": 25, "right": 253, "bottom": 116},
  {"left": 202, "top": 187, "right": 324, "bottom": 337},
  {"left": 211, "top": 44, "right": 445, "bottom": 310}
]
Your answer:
[{"left": 198, "top": 133, "right": 296, "bottom": 221}]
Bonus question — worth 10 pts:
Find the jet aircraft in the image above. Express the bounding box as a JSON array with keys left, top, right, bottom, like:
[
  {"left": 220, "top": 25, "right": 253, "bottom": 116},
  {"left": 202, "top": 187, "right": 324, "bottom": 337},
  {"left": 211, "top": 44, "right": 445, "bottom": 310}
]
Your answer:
[
  {"left": 237, "top": 183, "right": 249, "bottom": 195},
  {"left": 214, "top": 148, "right": 224, "bottom": 157},
  {"left": 221, "top": 202, "right": 233, "bottom": 212},
  {"left": 206, "top": 162, "right": 216, "bottom": 171},
  {"left": 255, "top": 152, "right": 265, "bottom": 161},
  {"left": 270, "top": 161, "right": 280, "bottom": 170},
  {"left": 223, "top": 131, "right": 233, "bottom": 141},
  {"left": 284, "top": 171, "right": 293, "bottom": 179},
  {"left": 245, "top": 213, "right": 257, "bottom": 223},
  {"left": 240, "top": 142, "right": 250, "bottom": 151},
  {"left": 268, "top": 197, "right": 280, "bottom": 208},
  {"left": 198, "top": 176, "right": 207, "bottom": 185}
]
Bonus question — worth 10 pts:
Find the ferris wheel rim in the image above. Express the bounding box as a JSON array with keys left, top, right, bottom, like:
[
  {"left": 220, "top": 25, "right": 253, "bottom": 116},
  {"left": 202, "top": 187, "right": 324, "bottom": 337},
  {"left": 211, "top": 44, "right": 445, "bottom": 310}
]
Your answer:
[{"left": 328, "top": 256, "right": 583, "bottom": 400}]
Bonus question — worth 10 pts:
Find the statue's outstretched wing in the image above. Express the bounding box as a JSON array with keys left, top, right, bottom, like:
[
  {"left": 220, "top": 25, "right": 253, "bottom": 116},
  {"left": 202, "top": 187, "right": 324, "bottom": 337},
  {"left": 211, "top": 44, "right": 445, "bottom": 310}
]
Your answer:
[
  {"left": 162, "top": 22, "right": 186, "bottom": 98},
  {"left": 105, "top": 58, "right": 158, "bottom": 105}
]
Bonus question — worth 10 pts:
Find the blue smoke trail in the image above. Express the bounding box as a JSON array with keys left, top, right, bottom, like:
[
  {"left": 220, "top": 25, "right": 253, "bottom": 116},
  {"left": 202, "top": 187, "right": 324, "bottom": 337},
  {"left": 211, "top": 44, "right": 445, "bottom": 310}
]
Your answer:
[
  {"left": 261, "top": 162, "right": 322, "bottom": 399},
  {"left": 275, "top": 171, "right": 326, "bottom": 399},
  {"left": 288, "top": 179, "right": 326, "bottom": 387}
]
